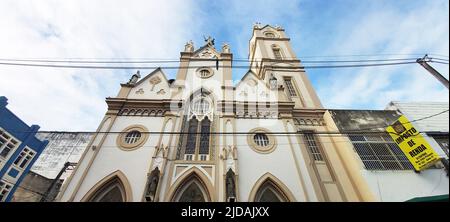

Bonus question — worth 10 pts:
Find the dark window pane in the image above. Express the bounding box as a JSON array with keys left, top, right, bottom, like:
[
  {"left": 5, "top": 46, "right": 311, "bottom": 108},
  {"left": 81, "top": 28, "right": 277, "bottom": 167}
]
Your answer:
[
  {"left": 185, "top": 118, "right": 198, "bottom": 154},
  {"left": 199, "top": 118, "right": 211, "bottom": 155}
]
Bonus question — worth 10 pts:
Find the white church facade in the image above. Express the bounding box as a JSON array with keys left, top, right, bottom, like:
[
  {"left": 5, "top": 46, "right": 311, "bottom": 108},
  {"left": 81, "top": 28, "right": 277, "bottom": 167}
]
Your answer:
[{"left": 58, "top": 24, "right": 376, "bottom": 202}]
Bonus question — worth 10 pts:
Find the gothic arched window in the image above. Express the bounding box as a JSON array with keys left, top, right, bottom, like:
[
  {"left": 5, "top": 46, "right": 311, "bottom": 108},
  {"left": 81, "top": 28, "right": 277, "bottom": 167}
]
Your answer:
[
  {"left": 175, "top": 180, "right": 208, "bottom": 202},
  {"left": 185, "top": 117, "right": 199, "bottom": 155},
  {"left": 272, "top": 45, "right": 283, "bottom": 60},
  {"left": 199, "top": 117, "right": 211, "bottom": 155},
  {"left": 264, "top": 32, "right": 276, "bottom": 38},
  {"left": 179, "top": 94, "right": 213, "bottom": 161},
  {"left": 89, "top": 178, "right": 126, "bottom": 202},
  {"left": 192, "top": 98, "right": 211, "bottom": 116},
  {"left": 254, "top": 181, "right": 289, "bottom": 202}
]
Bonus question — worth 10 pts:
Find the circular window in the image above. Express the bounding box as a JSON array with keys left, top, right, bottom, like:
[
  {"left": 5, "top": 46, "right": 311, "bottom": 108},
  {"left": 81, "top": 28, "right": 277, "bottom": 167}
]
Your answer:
[
  {"left": 196, "top": 67, "right": 214, "bottom": 79},
  {"left": 124, "top": 131, "right": 141, "bottom": 144},
  {"left": 116, "top": 125, "right": 149, "bottom": 150},
  {"left": 247, "top": 128, "right": 276, "bottom": 154},
  {"left": 254, "top": 133, "right": 269, "bottom": 147},
  {"left": 264, "top": 32, "right": 276, "bottom": 38}
]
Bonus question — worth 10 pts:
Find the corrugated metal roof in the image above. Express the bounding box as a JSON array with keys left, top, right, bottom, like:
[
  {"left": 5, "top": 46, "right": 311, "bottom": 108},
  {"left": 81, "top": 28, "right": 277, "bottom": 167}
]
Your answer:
[{"left": 386, "top": 101, "right": 449, "bottom": 132}]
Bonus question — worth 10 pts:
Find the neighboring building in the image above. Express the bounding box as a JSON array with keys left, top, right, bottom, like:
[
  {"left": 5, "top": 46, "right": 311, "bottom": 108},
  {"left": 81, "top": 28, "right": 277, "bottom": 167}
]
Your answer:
[
  {"left": 0, "top": 96, "right": 48, "bottom": 202},
  {"left": 386, "top": 102, "right": 449, "bottom": 161},
  {"left": 10, "top": 171, "right": 63, "bottom": 202},
  {"left": 32, "top": 132, "right": 93, "bottom": 180},
  {"left": 59, "top": 24, "right": 377, "bottom": 202},
  {"left": 9, "top": 132, "right": 93, "bottom": 202},
  {"left": 327, "top": 109, "right": 449, "bottom": 202}
]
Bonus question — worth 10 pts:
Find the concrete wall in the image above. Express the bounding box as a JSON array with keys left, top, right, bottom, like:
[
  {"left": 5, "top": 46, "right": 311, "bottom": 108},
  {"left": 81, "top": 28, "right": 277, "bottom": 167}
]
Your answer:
[{"left": 11, "top": 171, "right": 62, "bottom": 202}]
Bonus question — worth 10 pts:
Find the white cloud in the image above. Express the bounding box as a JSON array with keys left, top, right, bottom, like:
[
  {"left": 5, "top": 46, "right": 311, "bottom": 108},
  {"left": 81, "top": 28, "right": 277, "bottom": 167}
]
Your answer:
[
  {"left": 315, "top": 0, "right": 449, "bottom": 109},
  {"left": 0, "top": 0, "right": 200, "bottom": 131}
]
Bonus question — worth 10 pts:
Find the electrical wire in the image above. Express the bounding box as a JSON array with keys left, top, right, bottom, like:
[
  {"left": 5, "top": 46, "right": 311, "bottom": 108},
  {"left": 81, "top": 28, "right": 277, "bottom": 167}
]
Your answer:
[
  {"left": 10, "top": 109, "right": 449, "bottom": 136},
  {"left": 0, "top": 61, "right": 420, "bottom": 70},
  {"left": 432, "top": 57, "right": 450, "bottom": 62},
  {"left": 0, "top": 57, "right": 419, "bottom": 64},
  {"left": 431, "top": 61, "right": 450, "bottom": 65}
]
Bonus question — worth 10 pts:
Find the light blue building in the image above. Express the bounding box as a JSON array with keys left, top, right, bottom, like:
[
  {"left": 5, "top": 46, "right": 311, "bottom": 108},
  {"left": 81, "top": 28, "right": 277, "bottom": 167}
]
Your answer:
[{"left": 0, "top": 96, "right": 48, "bottom": 202}]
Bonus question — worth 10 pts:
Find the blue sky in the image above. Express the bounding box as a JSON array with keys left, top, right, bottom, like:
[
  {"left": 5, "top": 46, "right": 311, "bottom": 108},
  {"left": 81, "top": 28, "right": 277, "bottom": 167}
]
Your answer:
[{"left": 0, "top": 0, "right": 448, "bottom": 130}]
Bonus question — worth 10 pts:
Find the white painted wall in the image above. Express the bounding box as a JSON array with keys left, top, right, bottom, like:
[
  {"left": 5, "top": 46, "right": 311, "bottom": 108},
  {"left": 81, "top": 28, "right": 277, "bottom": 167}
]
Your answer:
[
  {"left": 235, "top": 118, "right": 316, "bottom": 202},
  {"left": 71, "top": 116, "right": 165, "bottom": 201},
  {"left": 362, "top": 169, "right": 448, "bottom": 202}
]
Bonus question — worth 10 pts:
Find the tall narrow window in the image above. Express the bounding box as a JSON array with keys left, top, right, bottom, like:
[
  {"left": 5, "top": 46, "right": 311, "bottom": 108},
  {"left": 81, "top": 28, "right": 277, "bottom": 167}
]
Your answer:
[
  {"left": 273, "top": 47, "right": 282, "bottom": 60},
  {"left": 303, "top": 133, "right": 324, "bottom": 161},
  {"left": 185, "top": 117, "right": 199, "bottom": 155},
  {"left": 199, "top": 117, "right": 211, "bottom": 155},
  {"left": 13, "top": 147, "right": 35, "bottom": 169},
  {"left": 283, "top": 78, "right": 298, "bottom": 97}
]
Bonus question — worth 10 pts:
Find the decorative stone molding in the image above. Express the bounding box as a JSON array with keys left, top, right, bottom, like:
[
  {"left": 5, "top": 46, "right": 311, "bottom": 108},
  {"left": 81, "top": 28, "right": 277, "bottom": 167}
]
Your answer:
[
  {"left": 156, "top": 89, "right": 166, "bottom": 95},
  {"left": 294, "top": 117, "right": 325, "bottom": 126},
  {"left": 149, "top": 76, "right": 162, "bottom": 91},
  {"left": 220, "top": 145, "right": 237, "bottom": 172},
  {"left": 116, "top": 125, "right": 149, "bottom": 151},
  {"left": 151, "top": 144, "right": 169, "bottom": 171},
  {"left": 196, "top": 67, "right": 214, "bottom": 79},
  {"left": 247, "top": 128, "right": 277, "bottom": 154},
  {"left": 222, "top": 43, "right": 230, "bottom": 53},
  {"left": 135, "top": 88, "right": 144, "bottom": 94},
  {"left": 119, "top": 108, "right": 167, "bottom": 117}
]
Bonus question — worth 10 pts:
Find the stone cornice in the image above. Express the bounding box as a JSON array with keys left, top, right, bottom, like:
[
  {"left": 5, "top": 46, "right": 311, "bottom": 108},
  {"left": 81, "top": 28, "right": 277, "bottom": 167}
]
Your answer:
[{"left": 106, "top": 98, "right": 184, "bottom": 116}]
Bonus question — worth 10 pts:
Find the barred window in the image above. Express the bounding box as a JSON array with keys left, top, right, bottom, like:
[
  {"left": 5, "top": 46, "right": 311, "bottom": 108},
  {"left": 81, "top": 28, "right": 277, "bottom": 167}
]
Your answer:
[
  {"left": 254, "top": 133, "right": 269, "bottom": 147},
  {"left": 349, "top": 134, "right": 414, "bottom": 170},
  {"left": 0, "top": 129, "right": 19, "bottom": 159},
  {"left": 0, "top": 181, "right": 13, "bottom": 202},
  {"left": 303, "top": 133, "right": 324, "bottom": 161},
  {"left": 433, "top": 135, "right": 449, "bottom": 158},
  {"left": 283, "top": 78, "right": 298, "bottom": 97},
  {"left": 124, "top": 131, "right": 141, "bottom": 144}
]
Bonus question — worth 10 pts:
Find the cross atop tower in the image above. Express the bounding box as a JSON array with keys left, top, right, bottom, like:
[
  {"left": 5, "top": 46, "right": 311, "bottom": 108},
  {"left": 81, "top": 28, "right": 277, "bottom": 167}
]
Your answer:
[{"left": 204, "top": 36, "right": 215, "bottom": 46}]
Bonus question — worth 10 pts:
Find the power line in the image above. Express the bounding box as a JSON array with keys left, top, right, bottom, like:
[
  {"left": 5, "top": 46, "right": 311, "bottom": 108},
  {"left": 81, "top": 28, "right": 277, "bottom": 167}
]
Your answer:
[
  {"left": 0, "top": 57, "right": 419, "bottom": 64},
  {"left": 0, "top": 61, "right": 419, "bottom": 70},
  {"left": 432, "top": 57, "right": 450, "bottom": 62},
  {"left": 409, "top": 109, "right": 450, "bottom": 123},
  {"left": 430, "top": 61, "right": 450, "bottom": 65},
  {"left": 11, "top": 109, "right": 449, "bottom": 136},
  {"left": 0, "top": 53, "right": 432, "bottom": 60}
]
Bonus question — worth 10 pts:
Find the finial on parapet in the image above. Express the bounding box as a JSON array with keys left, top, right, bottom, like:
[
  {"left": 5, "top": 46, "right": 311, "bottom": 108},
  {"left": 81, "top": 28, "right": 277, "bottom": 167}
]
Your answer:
[
  {"left": 185, "top": 40, "right": 194, "bottom": 52},
  {"left": 128, "top": 70, "right": 141, "bottom": 85},
  {"left": 222, "top": 42, "right": 230, "bottom": 53}
]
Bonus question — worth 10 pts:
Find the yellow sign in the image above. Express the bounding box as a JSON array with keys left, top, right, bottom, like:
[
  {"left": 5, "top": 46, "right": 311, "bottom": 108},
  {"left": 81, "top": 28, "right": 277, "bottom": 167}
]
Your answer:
[{"left": 386, "top": 115, "right": 440, "bottom": 171}]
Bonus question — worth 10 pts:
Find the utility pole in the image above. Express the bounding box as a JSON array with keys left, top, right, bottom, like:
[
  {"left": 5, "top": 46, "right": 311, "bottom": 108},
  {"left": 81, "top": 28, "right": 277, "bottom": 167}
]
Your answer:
[
  {"left": 40, "top": 161, "right": 76, "bottom": 202},
  {"left": 416, "top": 54, "right": 449, "bottom": 89}
]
